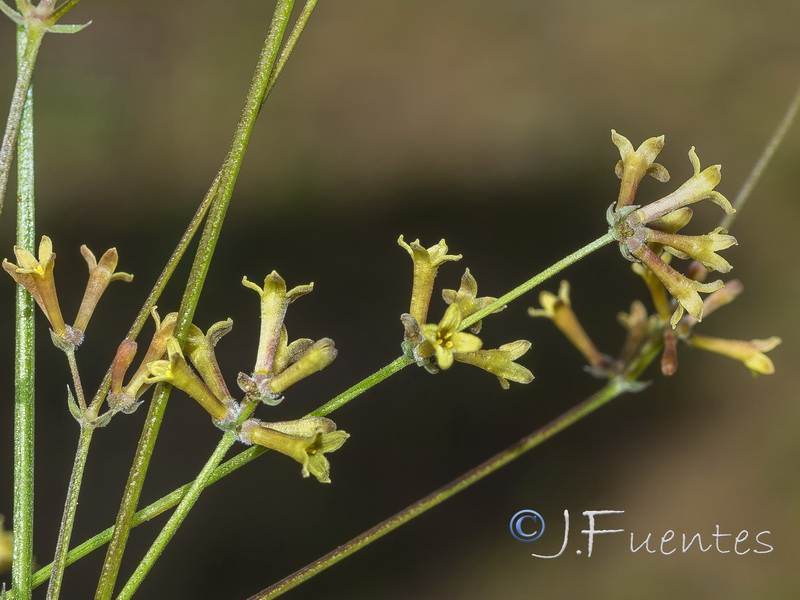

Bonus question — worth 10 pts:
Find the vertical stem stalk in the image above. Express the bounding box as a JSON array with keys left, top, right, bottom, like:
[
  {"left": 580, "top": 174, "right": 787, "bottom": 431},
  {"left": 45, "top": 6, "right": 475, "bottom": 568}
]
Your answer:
[
  {"left": 94, "top": 3, "right": 296, "bottom": 598},
  {"left": 45, "top": 426, "right": 94, "bottom": 600},
  {"left": 11, "top": 23, "right": 40, "bottom": 600}
]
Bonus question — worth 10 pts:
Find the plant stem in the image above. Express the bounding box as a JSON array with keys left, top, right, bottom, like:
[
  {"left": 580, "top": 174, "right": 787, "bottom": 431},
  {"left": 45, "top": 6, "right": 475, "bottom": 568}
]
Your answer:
[
  {"left": 20, "top": 225, "right": 612, "bottom": 593},
  {"left": 249, "top": 335, "right": 664, "bottom": 600},
  {"left": 0, "top": 23, "right": 44, "bottom": 221},
  {"left": 719, "top": 82, "right": 800, "bottom": 231},
  {"left": 115, "top": 409, "right": 254, "bottom": 600},
  {"left": 94, "top": 3, "right": 296, "bottom": 598},
  {"left": 87, "top": 173, "right": 222, "bottom": 414},
  {"left": 460, "top": 231, "right": 616, "bottom": 331},
  {"left": 10, "top": 24, "right": 38, "bottom": 600},
  {"left": 45, "top": 425, "right": 94, "bottom": 600},
  {"left": 311, "top": 355, "right": 414, "bottom": 416}
]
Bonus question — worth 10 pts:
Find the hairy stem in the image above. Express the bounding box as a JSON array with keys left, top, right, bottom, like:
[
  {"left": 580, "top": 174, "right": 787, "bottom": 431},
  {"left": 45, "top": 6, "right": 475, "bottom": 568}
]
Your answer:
[
  {"left": 11, "top": 25, "right": 38, "bottom": 600},
  {"left": 0, "top": 23, "right": 44, "bottom": 221},
  {"left": 45, "top": 426, "right": 94, "bottom": 600}
]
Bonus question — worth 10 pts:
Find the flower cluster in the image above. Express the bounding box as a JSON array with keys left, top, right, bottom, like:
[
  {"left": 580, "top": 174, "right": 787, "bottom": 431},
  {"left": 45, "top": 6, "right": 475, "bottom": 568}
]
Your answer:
[
  {"left": 531, "top": 132, "right": 780, "bottom": 379},
  {"left": 2, "top": 236, "right": 133, "bottom": 348},
  {"left": 399, "top": 236, "right": 533, "bottom": 388},
  {"left": 106, "top": 272, "right": 347, "bottom": 482},
  {"left": 607, "top": 131, "right": 736, "bottom": 327}
]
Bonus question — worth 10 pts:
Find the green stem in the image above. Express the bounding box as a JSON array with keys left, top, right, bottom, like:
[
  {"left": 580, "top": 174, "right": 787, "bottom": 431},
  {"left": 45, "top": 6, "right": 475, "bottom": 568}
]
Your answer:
[
  {"left": 20, "top": 226, "right": 611, "bottom": 593},
  {"left": 114, "top": 400, "right": 259, "bottom": 600},
  {"left": 94, "top": 4, "right": 296, "bottom": 598},
  {"left": 460, "top": 231, "right": 616, "bottom": 330},
  {"left": 249, "top": 334, "right": 663, "bottom": 600},
  {"left": 719, "top": 83, "right": 800, "bottom": 231},
  {"left": 11, "top": 24, "right": 38, "bottom": 600},
  {"left": 114, "top": 430, "right": 240, "bottom": 600},
  {"left": 86, "top": 172, "right": 222, "bottom": 414},
  {"left": 311, "top": 355, "right": 413, "bottom": 416},
  {"left": 45, "top": 425, "right": 94, "bottom": 600},
  {"left": 0, "top": 23, "right": 44, "bottom": 221}
]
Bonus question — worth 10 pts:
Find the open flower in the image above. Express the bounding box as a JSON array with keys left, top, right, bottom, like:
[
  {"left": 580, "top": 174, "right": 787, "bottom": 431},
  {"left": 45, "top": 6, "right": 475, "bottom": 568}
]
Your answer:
[
  {"left": 441, "top": 268, "right": 503, "bottom": 334},
  {"left": 419, "top": 304, "right": 482, "bottom": 370},
  {"left": 242, "top": 271, "right": 314, "bottom": 375},
  {"left": 398, "top": 235, "right": 461, "bottom": 327},
  {"left": 3, "top": 235, "right": 67, "bottom": 337},
  {"left": 73, "top": 246, "right": 133, "bottom": 334},
  {"left": 241, "top": 417, "right": 349, "bottom": 483},
  {"left": 611, "top": 130, "right": 670, "bottom": 210}
]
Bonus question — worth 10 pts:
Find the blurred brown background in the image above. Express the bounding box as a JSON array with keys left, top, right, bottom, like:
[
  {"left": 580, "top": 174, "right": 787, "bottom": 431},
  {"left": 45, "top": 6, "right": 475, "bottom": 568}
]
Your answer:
[{"left": 1, "top": 0, "right": 798, "bottom": 598}]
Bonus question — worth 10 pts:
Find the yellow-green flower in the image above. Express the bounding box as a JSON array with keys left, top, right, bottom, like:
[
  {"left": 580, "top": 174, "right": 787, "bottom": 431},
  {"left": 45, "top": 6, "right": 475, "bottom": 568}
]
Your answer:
[
  {"left": 631, "top": 146, "right": 734, "bottom": 225},
  {"left": 688, "top": 334, "right": 781, "bottom": 376},
  {"left": 441, "top": 268, "right": 503, "bottom": 334},
  {"left": 146, "top": 337, "right": 233, "bottom": 422},
  {"left": 630, "top": 241, "right": 723, "bottom": 326},
  {"left": 3, "top": 235, "right": 67, "bottom": 336},
  {"left": 419, "top": 304, "right": 482, "bottom": 370},
  {"left": 528, "top": 281, "right": 608, "bottom": 369},
  {"left": 398, "top": 235, "right": 461, "bottom": 326},
  {"left": 645, "top": 227, "right": 737, "bottom": 273},
  {"left": 454, "top": 340, "right": 534, "bottom": 389},
  {"left": 611, "top": 130, "right": 670, "bottom": 210},
  {"left": 242, "top": 271, "right": 314, "bottom": 375},
  {"left": 244, "top": 417, "right": 349, "bottom": 483},
  {"left": 185, "top": 319, "right": 235, "bottom": 404}
]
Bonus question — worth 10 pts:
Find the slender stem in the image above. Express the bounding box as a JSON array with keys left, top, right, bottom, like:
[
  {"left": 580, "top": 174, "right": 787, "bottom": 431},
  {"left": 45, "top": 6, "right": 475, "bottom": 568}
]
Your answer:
[
  {"left": 94, "top": 4, "right": 296, "bottom": 598},
  {"left": 311, "top": 355, "right": 413, "bottom": 416},
  {"left": 719, "top": 83, "right": 800, "bottom": 231},
  {"left": 460, "top": 231, "right": 616, "bottom": 330},
  {"left": 251, "top": 330, "right": 664, "bottom": 600},
  {"left": 115, "top": 400, "right": 255, "bottom": 600},
  {"left": 51, "top": 0, "right": 84, "bottom": 22},
  {"left": 0, "top": 23, "right": 44, "bottom": 221},
  {"left": 114, "top": 432, "right": 239, "bottom": 599},
  {"left": 251, "top": 382, "right": 629, "bottom": 599},
  {"left": 11, "top": 24, "right": 38, "bottom": 600},
  {"left": 263, "top": 0, "right": 318, "bottom": 103},
  {"left": 86, "top": 173, "right": 222, "bottom": 414},
  {"left": 45, "top": 425, "right": 94, "bottom": 600}
]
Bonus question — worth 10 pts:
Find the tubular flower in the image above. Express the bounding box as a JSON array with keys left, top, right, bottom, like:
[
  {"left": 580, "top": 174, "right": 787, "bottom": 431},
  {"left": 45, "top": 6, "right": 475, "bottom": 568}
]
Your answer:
[
  {"left": 645, "top": 227, "right": 737, "bottom": 273},
  {"left": 242, "top": 271, "right": 314, "bottom": 375},
  {"left": 454, "top": 340, "right": 534, "bottom": 389},
  {"left": 73, "top": 246, "right": 133, "bottom": 334},
  {"left": 609, "top": 133, "right": 736, "bottom": 327},
  {"left": 241, "top": 417, "right": 349, "bottom": 483},
  {"left": 146, "top": 337, "right": 236, "bottom": 425},
  {"left": 185, "top": 319, "right": 235, "bottom": 405},
  {"left": 611, "top": 129, "right": 670, "bottom": 210},
  {"left": 528, "top": 281, "right": 610, "bottom": 370},
  {"left": 631, "top": 242, "right": 724, "bottom": 326},
  {"left": 687, "top": 335, "right": 781, "bottom": 376},
  {"left": 3, "top": 235, "right": 68, "bottom": 338},
  {"left": 419, "top": 304, "right": 482, "bottom": 370},
  {"left": 398, "top": 235, "right": 461, "bottom": 327},
  {"left": 441, "top": 268, "right": 503, "bottom": 334}
]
